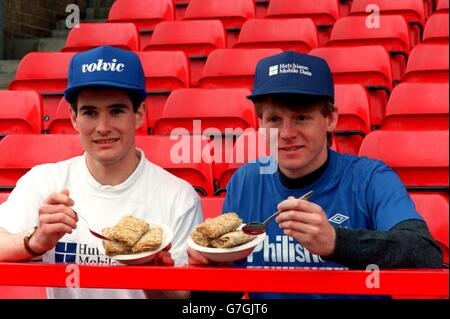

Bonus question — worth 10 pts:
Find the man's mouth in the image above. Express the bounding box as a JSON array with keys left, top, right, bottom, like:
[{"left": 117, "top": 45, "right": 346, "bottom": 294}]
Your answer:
[
  {"left": 279, "top": 145, "right": 304, "bottom": 151},
  {"left": 94, "top": 138, "right": 119, "bottom": 144}
]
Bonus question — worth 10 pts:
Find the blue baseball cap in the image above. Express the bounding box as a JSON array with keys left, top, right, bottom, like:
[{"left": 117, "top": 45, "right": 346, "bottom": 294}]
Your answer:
[
  {"left": 248, "top": 51, "right": 334, "bottom": 103},
  {"left": 64, "top": 46, "right": 146, "bottom": 104}
]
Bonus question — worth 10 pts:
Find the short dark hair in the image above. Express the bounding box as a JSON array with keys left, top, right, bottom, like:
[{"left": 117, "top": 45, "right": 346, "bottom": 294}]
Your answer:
[
  {"left": 70, "top": 89, "right": 145, "bottom": 114},
  {"left": 252, "top": 94, "right": 337, "bottom": 147}
]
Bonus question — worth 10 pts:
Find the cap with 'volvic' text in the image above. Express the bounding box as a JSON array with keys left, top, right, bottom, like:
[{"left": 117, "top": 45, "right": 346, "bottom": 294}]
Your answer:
[
  {"left": 248, "top": 51, "right": 334, "bottom": 102},
  {"left": 64, "top": 46, "right": 146, "bottom": 104}
]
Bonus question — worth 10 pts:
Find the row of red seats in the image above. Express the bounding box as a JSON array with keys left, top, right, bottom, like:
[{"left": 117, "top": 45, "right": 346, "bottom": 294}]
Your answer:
[
  {"left": 62, "top": 11, "right": 449, "bottom": 83},
  {"left": 104, "top": 0, "right": 449, "bottom": 48},
  {"left": 5, "top": 44, "right": 448, "bottom": 132},
  {"left": 0, "top": 130, "right": 447, "bottom": 197},
  {"left": 2, "top": 82, "right": 448, "bottom": 155}
]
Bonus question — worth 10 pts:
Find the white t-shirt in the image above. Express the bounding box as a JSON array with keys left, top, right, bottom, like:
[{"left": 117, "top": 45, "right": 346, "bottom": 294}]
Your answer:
[{"left": 0, "top": 149, "right": 203, "bottom": 299}]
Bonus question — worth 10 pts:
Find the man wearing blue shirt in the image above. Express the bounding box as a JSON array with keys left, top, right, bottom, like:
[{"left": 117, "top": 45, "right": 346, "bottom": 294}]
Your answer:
[{"left": 188, "top": 51, "right": 442, "bottom": 299}]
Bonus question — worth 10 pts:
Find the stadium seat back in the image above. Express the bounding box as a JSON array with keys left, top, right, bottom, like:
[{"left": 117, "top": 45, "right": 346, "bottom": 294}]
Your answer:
[
  {"left": 0, "top": 135, "right": 83, "bottom": 190},
  {"left": 201, "top": 196, "right": 224, "bottom": 219},
  {"left": 266, "top": 0, "right": 340, "bottom": 46},
  {"left": 334, "top": 84, "right": 371, "bottom": 155},
  {"left": 9, "top": 52, "right": 75, "bottom": 131},
  {"left": 310, "top": 46, "right": 393, "bottom": 127},
  {"left": 197, "top": 48, "right": 283, "bottom": 89},
  {"left": 350, "top": 0, "right": 425, "bottom": 47},
  {"left": 137, "top": 51, "right": 190, "bottom": 131},
  {"left": 328, "top": 15, "right": 410, "bottom": 82},
  {"left": 135, "top": 135, "right": 214, "bottom": 196},
  {"left": 359, "top": 131, "right": 449, "bottom": 190},
  {"left": 145, "top": 20, "right": 226, "bottom": 86},
  {"left": 423, "top": 13, "right": 449, "bottom": 44},
  {"left": 234, "top": 18, "right": 318, "bottom": 53},
  {"left": 184, "top": 0, "right": 255, "bottom": 47},
  {"left": 153, "top": 88, "right": 257, "bottom": 136},
  {"left": 62, "top": 23, "right": 140, "bottom": 52},
  {"left": 382, "top": 83, "right": 449, "bottom": 131},
  {"left": 437, "top": 0, "right": 450, "bottom": 12},
  {"left": 410, "top": 192, "right": 449, "bottom": 264},
  {"left": 107, "top": 0, "right": 175, "bottom": 49},
  {"left": 0, "top": 90, "right": 42, "bottom": 136},
  {"left": 404, "top": 44, "right": 450, "bottom": 83}
]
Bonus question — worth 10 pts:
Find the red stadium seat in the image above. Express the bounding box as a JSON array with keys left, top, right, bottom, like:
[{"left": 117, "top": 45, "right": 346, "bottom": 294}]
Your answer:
[
  {"left": 107, "top": 0, "right": 174, "bottom": 50},
  {"left": 403, "top": 44, "right": 449, "bottom": 83},
  {"left": 310, "top": 46, "right": 393, "bottom": 128},
  {"left": 136, "top": 51, "right": 190, "bottom": 132},
  {"left": 0, "top": 135, "right": 83, "bottom": 191},
  {"left": 334, "top": 84, "right": 371, "bottom": 155},
  {"left": 153, "top": 88, "right": 257, "bottom": 136},
  {"left": 0, "top": 286, "right": 47, "bottom": 299},
  {"left": 359, "top": 130, "right": 449, "bottom": 193},
  {"left": 47, "top": 98, "right": 148, "bottom": 135},
  {"left": 266, "top": 0, "right": 340, "bottom": 46},
  {"left": 9, "top": 52, "right": 75, "bottom": 131},
  {"left": 197, "top": 48, "right": 282, "bottom": 89},
  {"left": 144, "top": 20, "right": 226, "bottom": 86},
  {"left": 350, "top": 0, "right": 426, "bottom": 47},
  {"left": 0, "top": 192, "right": 9, "bottom": 204},
  {"left": 0, "top": 90, "right": 42, "bottom": 136},
  {"left": 255, "top": 0, "right": 269, "bottom": 18},
  {"left": 437, "top": 0, "right": 449, "bottom": 12},
  {"left": 183, "top": 0, "right": 255, "bottom": 48},
  {"left": 234, "top": 18, "right": 318, "bottom": 53},
  {"left": 423, "top": 13, "right": 449, "bottom": 44},
  {"left": 200, "top": 196, "right": 224, "bottom": 219},
  {"left": 174, "top": 0, "right": 191, "bottom": 20},
  {"left": 328, "top": 15, "right": 410, "bottom": 83},
  {"left": 410, "top": 192, "right": 449, "bottom": 264},
  {"left": 135, "top": 135, "right": 214, "bottom": 196},
  {"left": 61, "top": 23, "right": 140, "bottom": 52},
  {"left": 382, "top": 83, "right": 449, "bottom": 131}
]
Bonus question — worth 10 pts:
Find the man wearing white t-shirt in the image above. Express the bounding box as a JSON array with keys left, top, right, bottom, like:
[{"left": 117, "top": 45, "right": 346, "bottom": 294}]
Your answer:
[{"left": 0, "top": 46, "right": 203, "bottom": 299}]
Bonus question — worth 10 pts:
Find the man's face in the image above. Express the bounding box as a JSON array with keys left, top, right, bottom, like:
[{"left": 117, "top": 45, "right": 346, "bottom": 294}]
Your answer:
[
  {"left": 259, "top": 98, "right": 337, "bottom": 179},
  {"left": 70, "top": 88, "right": 145, "bottom": 167}
]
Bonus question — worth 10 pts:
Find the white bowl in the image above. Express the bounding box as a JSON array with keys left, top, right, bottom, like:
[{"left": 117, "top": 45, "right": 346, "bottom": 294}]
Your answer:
[
  {"left": 98, "top": 221, "right": 173, "bottom": 265},
  {"left": 188, "top": 225, "right": 266, "bottom": 263}
]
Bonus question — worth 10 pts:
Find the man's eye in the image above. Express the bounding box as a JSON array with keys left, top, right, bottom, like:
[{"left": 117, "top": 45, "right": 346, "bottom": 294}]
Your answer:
[
  {"left": 111, "top": 109, "right": 124, "bottom": 115},
  {"left": 297, "top": 115, "right": 307, "bottom": 121},
  {"left": 82, "top": 110, "right": 96, "bottom": 116}
]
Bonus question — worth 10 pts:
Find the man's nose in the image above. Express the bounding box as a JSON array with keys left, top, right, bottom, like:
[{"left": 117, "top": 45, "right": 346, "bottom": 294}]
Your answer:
[
  {"left": 279, "top": 120, "right": 297, "bottom": 140},
  {"left": 96, "top": 113, "right": 112, "bottom": 133}
]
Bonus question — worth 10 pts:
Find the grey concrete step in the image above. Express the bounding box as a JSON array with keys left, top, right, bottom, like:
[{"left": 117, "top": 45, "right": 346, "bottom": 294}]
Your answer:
[
  {"left": 0, "top": 60, "right": 20, "bottom": 89},
  {"left": 52, "top": 29, "right": 70, "bottom": 38},
  {"left": 37, "top": 38, "right": 67, "bottom": 52},
  {"left": 88, "top": 0, "right": 115, "bottom": 8},
  {"left": 85, "top": 7, "right": 111, "bottom": 20}
]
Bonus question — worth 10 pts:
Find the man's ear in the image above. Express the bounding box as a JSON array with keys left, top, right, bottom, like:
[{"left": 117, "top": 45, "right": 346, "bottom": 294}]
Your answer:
[
  {"left": 135, "top": 102, "right": 146, "bottom": 130},
  {"left": 69, "top": 107, "right": 79, "bottom": 132},
  {"left": 327, "top": 110, "right": 338, "bottom": 133}
]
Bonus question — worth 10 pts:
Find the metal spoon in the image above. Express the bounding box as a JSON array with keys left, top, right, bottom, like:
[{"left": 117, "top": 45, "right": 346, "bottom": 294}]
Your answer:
[
  {"left": 242, "top": 190, "right": 314, "bottom": 235},
  {"left": 73, "top": 209, "right": 111, "bottom": 241}
]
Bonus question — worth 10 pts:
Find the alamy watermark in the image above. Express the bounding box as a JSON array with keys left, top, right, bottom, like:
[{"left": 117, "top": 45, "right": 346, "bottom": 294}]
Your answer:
[
  {"left": 365, "top": 264, "right": 380, "bottom": 289},
  {"left": 365, "top": 4, "right": 381, "bottom": 29},
  {"left": 66, "top": 4, "right": 80, "bottom": 29},
  {"left": 169, "top": 121, "right": 279, "bottom": 175}
]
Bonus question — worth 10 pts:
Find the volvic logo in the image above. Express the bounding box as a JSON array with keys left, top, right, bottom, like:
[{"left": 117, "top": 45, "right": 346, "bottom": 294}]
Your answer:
[{"left": 82, "top": 58, "right": 125, "bottom": 73}]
